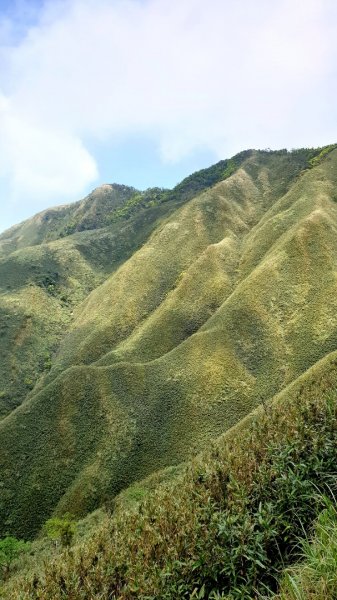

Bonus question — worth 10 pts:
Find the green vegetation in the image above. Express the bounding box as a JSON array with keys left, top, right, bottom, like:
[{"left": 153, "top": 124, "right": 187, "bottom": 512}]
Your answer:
[
  {"left": 43, "top": 515, "right": 76, "bottom": 548},
  {"left": 163, "top": 149, "right": 253, "bottom": 202},
  {"left": 0, "top": 537, "right": 30, "bottom": 581},
  {"left": 276, "top": 501, "right": 337, "bottom": 599},
  {"left": 2, "top": 350, "right": 337, "bottom": 598},
  {"left": 308, "top": 143, "right": 337, "bottom": 168},
  {"left": 106, "top": 187, "right": 167, "bottom": 224},
  {"left": 1, "top": 145, "right": 337, "bottom": 596}
]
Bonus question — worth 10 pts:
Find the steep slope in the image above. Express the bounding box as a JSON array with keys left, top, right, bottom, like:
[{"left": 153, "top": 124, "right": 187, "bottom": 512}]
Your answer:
[
  {"left": 0, "top": 193, "right": 190, "bottom": 416},
  {"left": 4, "top": 347, "right": 337, "bottom": 598},
  {"left": 0, "top": 153, "right": 250, "bottom": 416},
  {"left": 0, "top": 184, "right": 136, "bottom": 254},
  {"left": 0, "top": 146, "right": 336, "bottom": 539}
]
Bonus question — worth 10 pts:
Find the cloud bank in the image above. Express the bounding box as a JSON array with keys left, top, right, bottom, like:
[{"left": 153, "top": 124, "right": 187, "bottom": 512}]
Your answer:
[{"left": 1, "top": 0, "right": 337, "bottom": 219}]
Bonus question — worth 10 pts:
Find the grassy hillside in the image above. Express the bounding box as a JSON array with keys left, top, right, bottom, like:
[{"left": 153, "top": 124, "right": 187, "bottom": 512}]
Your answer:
[
  {"left": 0, "top": 151, "right": 252, "bottom": 416},
  {"left": 0, "top": 146, "right": 337, "bottom": 543},
  {"left": 0, "top": 184, "right": 140, "bottom": 253},
  {"left": 2, "top": 348, "right": 337, "bottom": 598},
  {"left": 0, "top": 180, "right": 216, "bottom": 416}
]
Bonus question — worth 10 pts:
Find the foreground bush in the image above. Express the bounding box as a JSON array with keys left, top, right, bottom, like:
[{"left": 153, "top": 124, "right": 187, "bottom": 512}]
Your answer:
[
  {"left": 0, "top": 537, "right": 30, "bottom": 581},
  {"left": 277, "top": 501, "right": 337, "bottom": 600}
]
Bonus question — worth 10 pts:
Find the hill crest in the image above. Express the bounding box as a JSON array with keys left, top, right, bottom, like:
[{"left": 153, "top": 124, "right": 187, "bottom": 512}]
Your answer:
[{"left": 0, "top": 145, "right": 337, "bottom": 539}]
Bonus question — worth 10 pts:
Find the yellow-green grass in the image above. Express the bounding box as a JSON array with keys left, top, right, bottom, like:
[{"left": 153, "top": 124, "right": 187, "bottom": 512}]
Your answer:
[
  {"left": 0, "top": 184, "right": 137, "bottom": 253},
  {"left": 0, "top": 150, "right": 257, "bottom": 257},
  {"left": 0, "top": 152, "right": 256, "bottom": 416},
  {"left": 0, "top": 237, "right": 104, "bottom": 415},
  {"left": 3, "top": 348, "right": 337, "bottom": 598},
  {"left": 0, "top": 181, "right": 202, "bottom": 416},
  {"left": 46, "top": 149, "right": 322, "bottom": 375},
  {"left": 0, "top": 147, "right": 336, "bottom": 540}
]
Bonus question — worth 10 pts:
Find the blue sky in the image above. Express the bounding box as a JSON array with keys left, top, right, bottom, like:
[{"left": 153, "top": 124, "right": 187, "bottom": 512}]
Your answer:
[{"left": 1, "top": 0, "right": 337, "bottom": 233}]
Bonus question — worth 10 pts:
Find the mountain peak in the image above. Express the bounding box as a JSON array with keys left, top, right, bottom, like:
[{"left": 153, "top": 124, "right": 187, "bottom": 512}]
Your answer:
[{"left": 1, "top": 145, "right": 337, "bottom": 543}]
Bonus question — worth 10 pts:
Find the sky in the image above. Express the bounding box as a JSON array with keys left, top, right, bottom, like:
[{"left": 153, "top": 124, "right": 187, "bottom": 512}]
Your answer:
[{"left": 0, "top": 0, "right": 337, "bottom": 232}]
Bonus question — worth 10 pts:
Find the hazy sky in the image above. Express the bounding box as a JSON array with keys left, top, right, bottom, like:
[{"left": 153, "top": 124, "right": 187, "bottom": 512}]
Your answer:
[{"left": 0, "top": 0, "right": 337, "bottom": 232}]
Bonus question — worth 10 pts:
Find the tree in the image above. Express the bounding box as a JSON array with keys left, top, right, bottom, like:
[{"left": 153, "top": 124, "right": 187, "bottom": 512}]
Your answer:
[
  {"left": 44, "top": 515, "right": 76, "bottom": 548},
  {"left": 0, "top": 536, "right": 30, "bottom": 580}
]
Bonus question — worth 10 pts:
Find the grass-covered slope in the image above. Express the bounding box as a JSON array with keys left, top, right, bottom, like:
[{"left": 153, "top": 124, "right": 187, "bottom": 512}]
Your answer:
[
  {"left": 3, "top": 349, "right": 337, "bottom": 598},
  {"left": 0, "top": 177, "right": 219, "bottom": 416},
  {"left": 0, "top": 184, "right": 136, "bottom": 253},
  {"left": 0, "top": 151, "right": 253, "bottom": 416},
  {"left": 0, "top": 146, "right": 337, "bottom": 540}
]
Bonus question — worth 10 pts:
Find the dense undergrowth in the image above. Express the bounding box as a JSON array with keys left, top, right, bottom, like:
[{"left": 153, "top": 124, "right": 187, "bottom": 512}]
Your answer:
[
  {"left": 4, "top": 356, "right": 337, "bottom": 599},
  {"left": 276, "top": 501, "right": 337, "bottom": 599}
]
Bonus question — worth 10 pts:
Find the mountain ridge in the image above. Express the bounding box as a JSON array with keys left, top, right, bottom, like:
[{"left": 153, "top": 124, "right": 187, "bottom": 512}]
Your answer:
[{"left": 1, "top": 145, "right": 337, "bottom": 539}]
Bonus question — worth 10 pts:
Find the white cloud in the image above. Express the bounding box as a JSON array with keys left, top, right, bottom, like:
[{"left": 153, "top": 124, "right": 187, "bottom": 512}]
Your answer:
[
  {"left": 1, "top": 0, "right": 337, "bottom": 215},
  {"left": 0, "top": 93, "right": 98, "bottom": 201}
]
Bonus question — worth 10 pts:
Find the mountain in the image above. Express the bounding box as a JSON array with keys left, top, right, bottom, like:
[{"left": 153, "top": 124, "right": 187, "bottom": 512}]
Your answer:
[
  {"left": 0, "top": 145, "right": 337, "bottom": 543},
  {"left": 4, "top": 336, "right": 337, "bottom": 598}
]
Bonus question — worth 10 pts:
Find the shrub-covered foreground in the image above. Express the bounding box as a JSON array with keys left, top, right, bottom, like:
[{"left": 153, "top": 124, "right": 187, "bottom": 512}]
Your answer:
[
  {"left": 276, "top": 501, "right": 337, "bottom": 600},
  {"left": 3, "top": 357, "right": 337, "bottom": 599}
]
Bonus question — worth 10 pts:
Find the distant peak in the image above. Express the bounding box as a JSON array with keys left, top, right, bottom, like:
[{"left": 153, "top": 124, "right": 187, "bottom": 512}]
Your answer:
[{"left": 88, "top": 182, "right": 137, "bottom": 199}]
